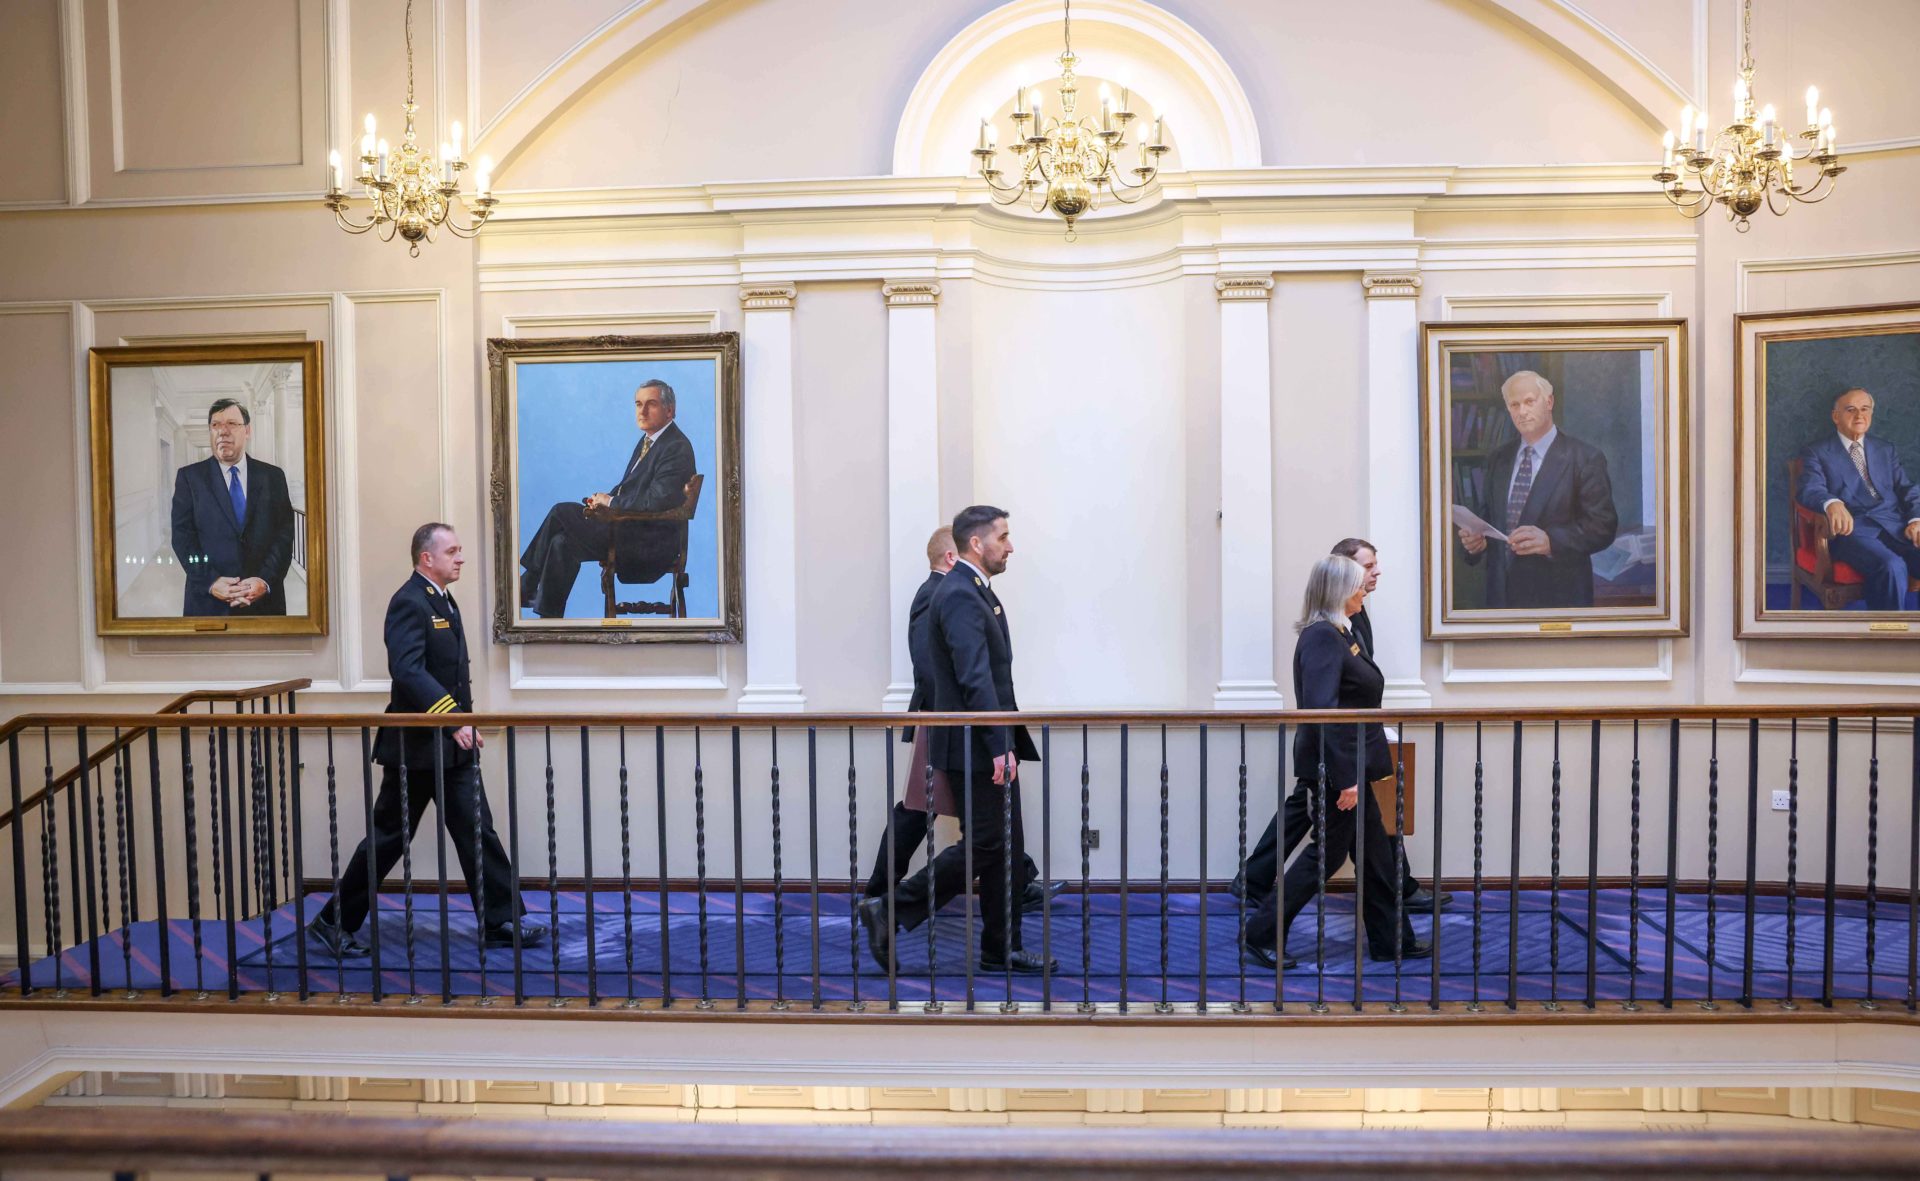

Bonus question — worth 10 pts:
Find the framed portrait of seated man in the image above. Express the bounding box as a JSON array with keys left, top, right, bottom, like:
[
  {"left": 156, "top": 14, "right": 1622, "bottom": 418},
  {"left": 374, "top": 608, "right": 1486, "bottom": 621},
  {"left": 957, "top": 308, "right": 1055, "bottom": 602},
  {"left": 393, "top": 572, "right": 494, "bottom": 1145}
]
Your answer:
[
  {"left": 86, "top": 341, "right": 328, "bottom": 636},
  {"left": 488, "top": 334, "right": 743, "bottom": 643},
  {"left": 1736, "top": 302, "right": 1920, "bottom": 639},
  {"left": 1419, "top": 319, "right": 1689, "bottom": 640}
]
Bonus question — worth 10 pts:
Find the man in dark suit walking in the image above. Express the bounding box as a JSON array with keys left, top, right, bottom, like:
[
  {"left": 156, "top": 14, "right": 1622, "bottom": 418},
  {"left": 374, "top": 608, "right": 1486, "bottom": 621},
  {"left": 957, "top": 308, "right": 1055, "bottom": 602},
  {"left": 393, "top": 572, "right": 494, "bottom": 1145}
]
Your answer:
[
  {"left": 169, "top": 398, "right": 297, "bottom": 616},
  {"left": 880, "top": 506, "right": 1053, "bottom": 974},
  {"left": 856, "top": 527, "right": 1053, "bottom": 968},
  {"left": 1456, "top": 370, "right": 1619, "bottom": 608},
  {"left": 309, "top": 523, "right": 546, "bottom": 957},
  {"left": 518, "top": 378, "right": 697, "bottom": 617},
  {"left": 1234, "top": 538, "right": 1449, "bottom": 914},
  {"left": 1796, "top": 387, "right": 1920, "bottom": 611}
]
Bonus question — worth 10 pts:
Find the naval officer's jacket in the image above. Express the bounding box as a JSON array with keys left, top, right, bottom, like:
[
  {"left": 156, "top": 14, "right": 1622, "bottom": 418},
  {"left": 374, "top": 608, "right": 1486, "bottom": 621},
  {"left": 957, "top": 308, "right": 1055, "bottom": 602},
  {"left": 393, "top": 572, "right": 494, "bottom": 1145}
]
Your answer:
[{"left": 372, "top": 571, "right": 474, "bottom": 771}]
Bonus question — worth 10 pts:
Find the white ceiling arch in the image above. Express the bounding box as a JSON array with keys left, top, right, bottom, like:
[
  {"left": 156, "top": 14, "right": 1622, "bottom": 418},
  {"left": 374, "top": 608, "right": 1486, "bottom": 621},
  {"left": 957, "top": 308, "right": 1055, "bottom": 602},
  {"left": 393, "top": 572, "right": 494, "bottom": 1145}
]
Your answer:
[{"left": 891, "top": 0, "right": 1261, "bottom": 176}]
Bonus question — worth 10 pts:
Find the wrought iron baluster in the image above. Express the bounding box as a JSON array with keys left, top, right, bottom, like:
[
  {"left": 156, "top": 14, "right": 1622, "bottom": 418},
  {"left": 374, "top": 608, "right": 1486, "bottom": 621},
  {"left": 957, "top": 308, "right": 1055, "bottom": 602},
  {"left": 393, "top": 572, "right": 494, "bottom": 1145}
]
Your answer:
[
  {"left": 361, "top": 729, "right": 383, "bottom": 1004},
  {"left": 542, "top": 728, "right": 560, "bottom": 1007},
  {"left": 43, "top": 728, "right": 65, "bottom": 996},
  {"left": 1704, "top": 720, "right": 1720, "bottom": 1010},
  {"left": 72, "top": 728, "right": 101, "bottom": 997},
  {"left": 1196, "top": 723, "right": 1209, "bottom": 1014},
  {"left": 843, "top": 727, "right": 860, "bottom": 1011},
  {"left": 870, "top": 729, "right": 883, "bottom": 1011},
  {"left": 1234, "top": 725, "right": 1248, "bottom": 1013},
  {"left": 7, "top": 737, "right": 28, "bottom": 997},
  {"left": 1352, "top": 719, "right": 1367, "bottom": 1012},
  {"left": 85, "top": 742, "right": 108, "bottom": 997},
  {"left": 286, "top": 711, "right": 307, "bottom": 1003},
  {"left": 1275, "top": 720, "right": 1287, "bottom": 1013},
  {"left": 922, "top": 726, "right": 941, "bottom": 1013},
  {"left": 1785, "top": 718, "right": 1800, "bottom": 1009},
  {"left": 1469, "top": 722, "right": 1483, "bottom": 1012},
  {"left": 1310, "top": 743, "right": 1327, "bottom": 1015},
  {"left": 619, "top": 727, "right": 634, "bottom": 1006},
  {"left": 1117, "top": 724, "right": 1129, "bottom": 1014},
  {"left": 1156, "top": 725, "right": 1170, "bottom": 1014},
  {"left": 1506, "top": 722, "right": 1522, "bottom": 1011},
  {"left": 1390, "top": 730, "right": 1405, "bottom": 1013},
  {"left": 277, "top": 701, "right": 293, "bottom": 913},
  {"left": 206, "top": 715, "right": 224, "bottom": 969},
  {"left": 654, "top": 726, "right": 672, "bottom": 1008},
  {"left": 1742, "top": 718, "right": 1761, "bottom": 1010},
  {"left": 1429, "top": 723, "right": 1444, "bottom": 1012},
  {"left": 324, "top": 729, "right": 344, "bottom": 1000},
  {"left": 579, "top": 727, "right": 598, "bottom": 1008},
  {"left": 1041, "top": 725, "right": 1055, "bottom": 1013},
  {"left": 433, "top": 738, "right": 453, "bottom": 1007},
  {"left": 216, "top": 725, "right": 239, "bottom": 1000},
  {"left": 112, "top": 734, "right": 135, "bottom": 998},
  {"left": 1907, "top": 713, "right": 1918, "bottom": 1014},
  {"left": 694, "top": 726, "right": 712, "bottom": 1010},
  {"left": 1822, "top": 716, "right": 1840, "bottom": 1010},
  {"left": 1585, "top": 721, "right": 1600, "bottom": 1011},
  {"left": 1626, "top": 720, "right": 1642, "bottom": 1012},
  {"left": 1864, "top": 719, "right": 1879, "bottom": 1009},
  {"left": 1001, "top": 719, "right": 1016, "bottom": 1014},
  {"left": 398, "top": 756, "right": 419, "bottom": 1004},
  {"left": 505, "top": 727, "right": 525, "bottom": 1007},
  {"left": 730, "top": 727, "right": 746, "bottom": 1010},
  {"left": 1546, "top": 722, "right": 1561, "bottom": 1012},
  {"left": 770, "top": 728, "right": 786, "bottom": 1011},
  {"left": 473, "top": 742, "right": 490, "bottom": 1006},
  {"left": 963, "top": 729, "right": 975, "bottom": 1012},
  {"left": 248, "top": 717, "right": 275, "bottom": 1000}
]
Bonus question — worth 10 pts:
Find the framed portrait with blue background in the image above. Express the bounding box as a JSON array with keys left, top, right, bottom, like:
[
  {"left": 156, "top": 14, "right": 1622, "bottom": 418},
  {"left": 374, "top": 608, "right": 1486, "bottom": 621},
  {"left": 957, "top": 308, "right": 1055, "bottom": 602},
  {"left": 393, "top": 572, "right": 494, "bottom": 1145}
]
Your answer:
[
  {"left": 1419, "top": 319, "right": 1689, "bottom": 640},
  {"left": 488, "top": 334, "right": 742, "bottom": 643},
  {"left": 1737, "top": 302, "right": 1920, "bottom": 639}
]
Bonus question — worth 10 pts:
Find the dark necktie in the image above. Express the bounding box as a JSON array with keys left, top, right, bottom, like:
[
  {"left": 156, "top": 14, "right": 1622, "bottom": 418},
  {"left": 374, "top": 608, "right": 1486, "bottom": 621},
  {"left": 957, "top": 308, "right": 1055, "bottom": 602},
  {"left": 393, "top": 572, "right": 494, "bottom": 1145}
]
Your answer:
[
  {"left": 227, "top": 466, "right": 247, "bottom": 527},
  {"left": 1505, "top": 446, "right": 1536, "bottom": 532},
  {"left": 1849, "top": 441, "right": 1879, "bottom": 500}
]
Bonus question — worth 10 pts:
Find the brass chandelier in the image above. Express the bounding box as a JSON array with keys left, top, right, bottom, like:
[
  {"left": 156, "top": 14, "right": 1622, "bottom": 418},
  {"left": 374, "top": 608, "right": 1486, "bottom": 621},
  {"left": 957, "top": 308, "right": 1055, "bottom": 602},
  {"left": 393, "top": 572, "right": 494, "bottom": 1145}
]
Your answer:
[
  {"left": 970, "top": 0, "right": 1168, "bottom": 239},
  {"left": 324, "top": 0, "right": 496, "bottom": 255},
  {"left": 1652, "top": 0, "right": 1842, "bottom": 230}
]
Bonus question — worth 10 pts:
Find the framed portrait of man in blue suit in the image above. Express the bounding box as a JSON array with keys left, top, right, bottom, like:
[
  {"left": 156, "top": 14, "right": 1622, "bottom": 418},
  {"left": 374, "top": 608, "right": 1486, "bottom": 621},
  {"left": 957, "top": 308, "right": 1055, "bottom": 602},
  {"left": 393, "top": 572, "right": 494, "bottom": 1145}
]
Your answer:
[
  {"left": 1420, "top": 319, "right": 1689, "bottom": 641},
  {"left": 87, "top": 342, "right": 327, "bottom": 636},
  {"left": 487, "top": 334, "right": 743, "bottom": 644},
  {"left": 1737, "top": 302, "right": 1920, "bottom": 639}
]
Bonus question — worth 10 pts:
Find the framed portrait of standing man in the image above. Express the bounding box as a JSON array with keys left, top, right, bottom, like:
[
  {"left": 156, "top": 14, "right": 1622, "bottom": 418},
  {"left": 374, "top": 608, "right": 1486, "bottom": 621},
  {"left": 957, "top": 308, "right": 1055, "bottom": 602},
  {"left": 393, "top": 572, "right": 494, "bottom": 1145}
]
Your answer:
[
  {"left": 1736, "top": 302, "right": 1920, "bottom": 639},
  {"left": 87, "top": 341, "right": 328, "bottom": 636},
  {"left": 488, "top": 334, "right": 743, "bottom": 643},
  {"left": 1420, "top": 319, "right": 1689, "bottom": 640}
]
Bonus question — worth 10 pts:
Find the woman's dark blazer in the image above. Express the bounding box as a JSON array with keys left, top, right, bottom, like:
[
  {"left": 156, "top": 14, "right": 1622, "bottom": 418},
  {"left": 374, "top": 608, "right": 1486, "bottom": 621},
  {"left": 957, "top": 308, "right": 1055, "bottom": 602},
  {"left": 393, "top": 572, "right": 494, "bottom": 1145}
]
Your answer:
[{"left": 1290, "top": 618, "right": 1392, "bottom": 789}]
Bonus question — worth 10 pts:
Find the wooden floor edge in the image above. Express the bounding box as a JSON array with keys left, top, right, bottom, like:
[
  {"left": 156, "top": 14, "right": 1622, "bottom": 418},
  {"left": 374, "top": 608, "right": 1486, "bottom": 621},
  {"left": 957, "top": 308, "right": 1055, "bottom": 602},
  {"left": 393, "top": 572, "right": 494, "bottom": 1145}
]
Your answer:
[{"left": 1, "top": 992, "right": 1916, "bottom": 1027}]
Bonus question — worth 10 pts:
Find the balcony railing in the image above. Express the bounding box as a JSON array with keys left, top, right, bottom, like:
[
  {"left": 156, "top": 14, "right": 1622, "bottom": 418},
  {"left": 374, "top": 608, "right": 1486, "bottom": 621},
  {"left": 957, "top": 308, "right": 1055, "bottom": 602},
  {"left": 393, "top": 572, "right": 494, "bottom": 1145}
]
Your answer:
[{"left": 1, "top": 700, "right": 1915, "bottom": 1019}]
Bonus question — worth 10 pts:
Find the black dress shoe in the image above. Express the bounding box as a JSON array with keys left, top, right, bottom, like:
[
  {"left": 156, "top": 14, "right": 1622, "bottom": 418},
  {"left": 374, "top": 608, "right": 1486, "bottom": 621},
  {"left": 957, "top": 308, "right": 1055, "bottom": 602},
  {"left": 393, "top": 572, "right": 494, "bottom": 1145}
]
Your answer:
[
  {"left": 1369, "top": 935, "right": 1433, "bottom": 961},
  {"left": 979, "top": 949, "right": 1056, "bottom": 974},
  {"left": 484, "top": 919, "right": 549, "bottom": 949},
  {"left": 1019, "top": 879, "right": 1067, "bottom": 915},
  {"left": 308, "top": 914, "right": 368, "bottom": 958},
  {"left": 1239, "top": 927, "right": 1297, "bottom": 971},
  {"left": 1402, "top": 888, "right": 1454, "bottom": 912},
  {"left": 857, "top": 896, "right": 896, "bottom": 970}
]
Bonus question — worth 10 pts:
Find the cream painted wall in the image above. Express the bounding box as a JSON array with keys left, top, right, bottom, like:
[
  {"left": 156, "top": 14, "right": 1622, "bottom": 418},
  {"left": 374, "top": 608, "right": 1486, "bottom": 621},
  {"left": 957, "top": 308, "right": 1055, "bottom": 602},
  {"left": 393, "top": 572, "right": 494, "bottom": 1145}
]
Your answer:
[{"left": 0, "top": 0, "right": 1917, "bottom": 899}]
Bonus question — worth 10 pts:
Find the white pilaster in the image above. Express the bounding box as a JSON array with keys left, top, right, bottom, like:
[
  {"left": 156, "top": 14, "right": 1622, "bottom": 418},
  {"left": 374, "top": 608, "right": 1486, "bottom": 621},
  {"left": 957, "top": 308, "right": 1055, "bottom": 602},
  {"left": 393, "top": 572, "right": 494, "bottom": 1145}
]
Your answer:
[
  {"left": 881, "top": 280, "right": 942, "bottom": 711},
  {"left": 737, "top": 283, "right": 807, "bottom": 713},
  {"left": 1363, "top": 272, "right": 1432, "bottom": 709},
  {"left": 1213, "top": 275, "right": 1285, "bottom": 709}
]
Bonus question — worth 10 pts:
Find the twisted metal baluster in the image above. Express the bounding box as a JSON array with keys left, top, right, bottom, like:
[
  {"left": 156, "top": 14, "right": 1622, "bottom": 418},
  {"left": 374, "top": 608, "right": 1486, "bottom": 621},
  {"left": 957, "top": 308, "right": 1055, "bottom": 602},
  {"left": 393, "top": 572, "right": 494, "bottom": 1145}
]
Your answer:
[
  {"left": 1118, "top": 724, "right": 1130, "bottom": 1014},
  {"left": 398, "top": 760, "right": 418, "bottom": 1003},
  {"left": 1390, "top": 734, "right": 1408, "bottom": 1013},
  {"left": 1196, "top": 723, "right": 1208, "bottom": 1014},
  {"left": 543, "top": 728, "right": 561, "bottom": 1007},
  {"left": 1310, "top": 747, "right": 1327, "bottom": 1015},
  {"left": 1626, "top": 720, "right": 1641, "bottom": 1012},
  {"left": 178, "top": 724, "right": 203, "bottom": 997},
  {"left": 1234, "top": 724, "right": 1249, "bottom": 1013},
  {"left": 276, "top": 704, "right": 292, "bottom": 910},
  {"left": 1585, "top": 721, "right": 1601, "bottom": 1011},
  {"left": 815, "top": 728, "right": 829, "bottom": 1011},
  {"left": 1469, "top": 722, "right": 1484, "bottom": 1013},
  {"left": 111, "top": 735, "right": 135, "bottom": 997},
  {"left": 694, "top": 727, "right": 712, "bottom": 1010},
  {"left": 1077, "top": 725, "right": 1092, "bottom": 1014},
  {"left": 1546, "top": 722, "right": 1562, "bottom": 1011},
  {"left": 845, "top": 727, "right": 863, "bottom": 1011},
  {"left": 324, "top": 729, "right": 344, "bottom": 999},
  {"left": 619, "top": 727, "right": 634, "bottom": 1006},
  {"left": 1704, "top": 720, "right": 1720, "bottom": 1010},
  {"left": 653, "top": 725, "right": 672, "bottom": 1007},
  {"left": 1155, "top": 726, "right": 1171, "bottom": 1013},
  {"left": 1865, "top": 719, "right": 1880, "bottom": 1009},
  {"left": 40, "top": 728, "right": 65, "bottom": 996},
  {"left": 86, "top": 747, "right": 108, "bottom": 996},
  {"left": 249, "top": 721, "right": 277, "bottom": 1001},
  {"left": 1821, "top": 715, "right": 1839, "bottom": 1010},
  {"left": 1785, "top": 719, "right": 1799, "bottom": 1009},
  {"left": 922, "top": 733, "right": 940, "bottom": 1013},
  {"left": 206, "top": 716, "right": 223, "bottom": 946},
  {"left": 770, "top": 728, "right": 787, "bottom": 1011}
]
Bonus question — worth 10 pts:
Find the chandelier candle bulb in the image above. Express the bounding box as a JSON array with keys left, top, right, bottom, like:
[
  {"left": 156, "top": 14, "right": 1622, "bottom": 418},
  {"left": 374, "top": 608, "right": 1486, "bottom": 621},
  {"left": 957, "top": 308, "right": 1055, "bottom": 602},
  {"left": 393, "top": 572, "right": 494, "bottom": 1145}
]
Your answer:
[
  {"left": 328, "top": 150, "right": 342, "bottom": 192},
  {"left": 376, "top": 139, "right": 390, "bottom": 181},
  {"left": 449, "top": 121, "right": 461, "bottom": 159},
  {"left": 1761, "top": 105, "right": 1776, "bottom": 148},
  {"left": 1805, "top": 86, "right": 1819, "bottom": 128},
  {"left": 1662, "top": 131, "right": 1675, "bottom": 167},
  {"left": 1694, "top": 109, "right": 1707, "bottom": 153},
  {"left": 979, "top": 118, "right": 991, "bottom": 151},
  {"left": 440, "top": 147, "right": 453, "bottom": 184}
]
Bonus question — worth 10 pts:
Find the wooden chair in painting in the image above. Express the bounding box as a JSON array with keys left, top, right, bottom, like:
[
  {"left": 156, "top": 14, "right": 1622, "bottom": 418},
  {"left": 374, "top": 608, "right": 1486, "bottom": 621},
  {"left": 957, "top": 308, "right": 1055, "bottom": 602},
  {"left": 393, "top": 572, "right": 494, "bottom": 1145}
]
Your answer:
[
  {"left": 1787, "top": 457, "right": 1920, "bottom": 610},
  {"left": 584, "top": 472, "right": 704, "bottom": 619}
]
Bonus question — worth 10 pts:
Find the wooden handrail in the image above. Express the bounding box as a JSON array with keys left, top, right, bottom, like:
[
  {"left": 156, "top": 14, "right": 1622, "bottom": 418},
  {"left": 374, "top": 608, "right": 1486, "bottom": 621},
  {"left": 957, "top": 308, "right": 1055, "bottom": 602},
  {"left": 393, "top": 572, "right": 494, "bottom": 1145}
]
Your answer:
[
  {"left": 3, "top": 701, "right": 1919, "bottom": 732},
  {"left": 0, "top": 1108, "right": 1914, "bottom": 1178},
  {"left": 0, "top": 678, "right": 310, "bottom": 830}
]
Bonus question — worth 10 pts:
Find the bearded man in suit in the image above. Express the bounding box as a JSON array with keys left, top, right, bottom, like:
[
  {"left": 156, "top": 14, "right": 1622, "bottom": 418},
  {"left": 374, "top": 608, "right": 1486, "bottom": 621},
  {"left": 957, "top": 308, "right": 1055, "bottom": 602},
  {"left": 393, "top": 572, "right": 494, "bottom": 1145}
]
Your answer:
[
  {"left": 1456, "top": 369, "right": 1619, "bottom": 609},
  {"left": 518, "top": 378, "right": 697, "bottom": 618},
  {"left": 1796, "top": 387, "right": 1920, "bottom": 611}
]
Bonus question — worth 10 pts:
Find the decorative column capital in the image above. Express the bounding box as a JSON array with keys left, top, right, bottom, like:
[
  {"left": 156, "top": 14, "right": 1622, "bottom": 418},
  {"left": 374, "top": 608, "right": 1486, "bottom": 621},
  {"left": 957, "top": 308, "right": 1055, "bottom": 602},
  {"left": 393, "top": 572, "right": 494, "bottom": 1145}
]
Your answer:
[
  {"left": 740, "top": 283, "right": 797, "bottom": 311},
  {"left": 1362, "top": 272, "right": 1422, "bottom": 299},
  {"left": 882, "top": 280, "right": 941, "bottom": 308},
  {"left": 1214, "top": 275, "right": 1275, "bottom": 301}
]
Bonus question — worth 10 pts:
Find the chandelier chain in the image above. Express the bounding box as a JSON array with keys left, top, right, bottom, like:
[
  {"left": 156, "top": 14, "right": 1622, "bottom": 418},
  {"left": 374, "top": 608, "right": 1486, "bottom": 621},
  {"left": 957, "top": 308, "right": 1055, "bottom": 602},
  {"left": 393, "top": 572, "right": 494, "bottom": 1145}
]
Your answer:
[
  {"left": 1063, "top": 0, "right": 1071, "bottom": 55},
  {"left": 404, "top": 0, "right": 416, "bottom": 109},
  {"left": 1739, "top": 0, "right": 1753, "bottom": 77}
]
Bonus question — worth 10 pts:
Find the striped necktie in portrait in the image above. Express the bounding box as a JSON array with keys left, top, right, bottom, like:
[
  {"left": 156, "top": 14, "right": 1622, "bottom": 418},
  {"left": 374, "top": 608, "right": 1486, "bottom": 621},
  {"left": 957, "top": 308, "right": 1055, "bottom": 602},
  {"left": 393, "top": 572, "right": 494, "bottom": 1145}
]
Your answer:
[
  {"left": 1849, "top": 440, "right": 1879, "bottom": 499},
  {"left": 1505, "top": 445, "right": 1536, "bottom": 532}
]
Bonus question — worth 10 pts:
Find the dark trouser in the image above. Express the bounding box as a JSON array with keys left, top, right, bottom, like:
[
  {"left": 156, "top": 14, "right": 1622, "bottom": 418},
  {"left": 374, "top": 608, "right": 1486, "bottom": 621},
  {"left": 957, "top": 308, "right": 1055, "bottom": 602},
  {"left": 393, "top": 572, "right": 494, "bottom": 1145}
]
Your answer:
[
  {"left": 1828, "top": 524, "right": 1920, "bottom": 611},
  {"left": 519, "top": 501, "right": 610, "bottom": 617},
  {"left": 863, "top": 800, "right": 1040, "bottom": 901},
  {"left": 1244, "top": 777, "right": 1414, "bottom": 956},
  {"left": 320, "top": 762, "right": 520, "bottom": 934},
  {"left": 890, "top": 772, "right": 1027, "bottom": 957},
  {"left": 1245, "top": 780, "right": 1422, "bottom": 901}
]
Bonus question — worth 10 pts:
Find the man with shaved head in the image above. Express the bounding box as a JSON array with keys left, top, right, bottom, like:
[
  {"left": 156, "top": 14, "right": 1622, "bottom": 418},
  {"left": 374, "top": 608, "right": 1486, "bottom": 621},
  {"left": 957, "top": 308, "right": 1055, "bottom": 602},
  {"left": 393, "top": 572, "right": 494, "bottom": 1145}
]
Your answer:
[{"left": 1455, "top": 369, "right": 1619, "bottom": 609}]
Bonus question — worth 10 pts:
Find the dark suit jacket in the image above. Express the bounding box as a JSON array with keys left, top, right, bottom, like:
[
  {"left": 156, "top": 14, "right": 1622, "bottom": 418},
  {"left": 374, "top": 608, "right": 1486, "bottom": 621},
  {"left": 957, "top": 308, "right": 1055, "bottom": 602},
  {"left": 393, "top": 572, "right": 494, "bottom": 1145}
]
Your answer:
[
  {"left": 372, "top": 572, "right": 474, "bottom": 770},
  {"left": 1796, "top": 433, "right": 1920, "bottom": 538},
  {"left": 1350, "top": 606, "right": 1374, "bottom": 660},
  {"left": 927, "top": 563, "right": 1040, "bottom": 774},
  {"left": 1470, "top": 431, "right": 1618, "bottom": 609},
  {"left": 609, "top": 421, "right": 698, "bottom": 583},
  {"left": 900, "top": 569, "right": 943, "bottom": 743},
  {"left": 1291, "top": 619, "right": 1391, "bottom": 790},
  {"left": 169, "top": 456, "right": 296, "bottom": 616}
]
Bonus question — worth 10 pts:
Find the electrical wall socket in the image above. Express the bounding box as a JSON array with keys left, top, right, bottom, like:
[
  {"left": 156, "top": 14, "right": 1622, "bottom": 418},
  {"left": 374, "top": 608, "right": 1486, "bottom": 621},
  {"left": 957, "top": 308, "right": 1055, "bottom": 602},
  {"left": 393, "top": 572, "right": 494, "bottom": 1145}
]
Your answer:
[
  {"left": 1084, "top": 829, "right": 1101, "bottom": 850},
  {"left": 1770, "top": 790, "right": 1792, "bottom": 812}
]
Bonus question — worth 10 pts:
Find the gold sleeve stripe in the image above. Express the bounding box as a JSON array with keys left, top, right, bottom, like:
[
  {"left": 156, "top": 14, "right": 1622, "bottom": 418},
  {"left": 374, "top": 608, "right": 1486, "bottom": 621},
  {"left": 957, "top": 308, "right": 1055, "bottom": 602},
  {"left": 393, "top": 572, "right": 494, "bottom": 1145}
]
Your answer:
[{"left": 427, "top": 695, "right": 457, "bottom": 715}]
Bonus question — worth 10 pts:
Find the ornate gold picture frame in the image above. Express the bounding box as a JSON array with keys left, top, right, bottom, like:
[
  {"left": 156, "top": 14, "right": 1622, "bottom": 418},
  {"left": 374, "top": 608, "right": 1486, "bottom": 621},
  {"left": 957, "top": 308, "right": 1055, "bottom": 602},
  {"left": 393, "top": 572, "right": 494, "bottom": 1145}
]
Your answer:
[
  {"left": 87, "top": 341, "right": 329, "bottom": 637},
  {"left": 1419, "top": 319, "right": 1689, "bottom": 640}
]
